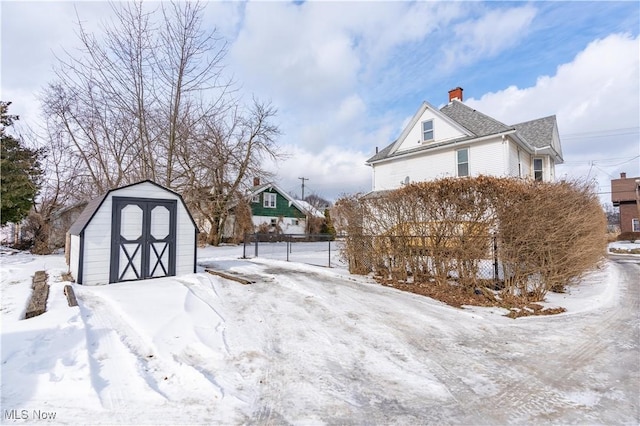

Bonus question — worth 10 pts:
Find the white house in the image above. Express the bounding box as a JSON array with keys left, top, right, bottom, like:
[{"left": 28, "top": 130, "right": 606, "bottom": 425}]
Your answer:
[
  {"left": 67, "top": 180, "right": 198, "bottom": 285},
  {"left": 366, "top": 87, "right": 564, "bottom": 191}
]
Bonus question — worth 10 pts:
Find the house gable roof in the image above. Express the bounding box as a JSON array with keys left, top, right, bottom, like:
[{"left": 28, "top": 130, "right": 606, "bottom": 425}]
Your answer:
[
  {"left": 512, "top": 115, "right": 563, "bottom": 162},
  {"left": 385, "top": 102, "right": 473, "bottom": 157},
  {"left": 367, "top": 99, "right": 563, "bottom": 164},
  {"left": 248, "top": 183, "right": 324, "bottom": 218},
  {"left": 68, "top": 180, "right": 197, "bottom": 236}
]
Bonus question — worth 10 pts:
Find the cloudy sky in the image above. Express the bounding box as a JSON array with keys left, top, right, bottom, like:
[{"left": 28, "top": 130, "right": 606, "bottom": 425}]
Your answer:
[{"left": 2, "top": 1, "right": 639, "bottom": 202}]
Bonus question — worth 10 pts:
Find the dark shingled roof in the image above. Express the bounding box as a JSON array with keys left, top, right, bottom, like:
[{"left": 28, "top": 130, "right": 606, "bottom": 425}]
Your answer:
[
  {"left": 439, "top": 100, "right": 512, "bottom": 137},
  {"left": 366, "top": 142, "right": 395, "bottom": 163},
  {"left": 512, "top": 115, "right": 556, "bottom": 148},
  {"left": 67, "top": 196, "right": 104, "bottom": 236}
]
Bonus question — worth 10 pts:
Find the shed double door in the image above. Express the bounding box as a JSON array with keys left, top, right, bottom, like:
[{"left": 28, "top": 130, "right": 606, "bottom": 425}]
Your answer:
[{"left": 110, "top": 197, "right": 177, "bottom": 283}]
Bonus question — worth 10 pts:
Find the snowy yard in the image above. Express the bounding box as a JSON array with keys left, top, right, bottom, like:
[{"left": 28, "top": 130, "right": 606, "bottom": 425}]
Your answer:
[{"left": 1, "top": 243, "right": 638, "bottom": 424}]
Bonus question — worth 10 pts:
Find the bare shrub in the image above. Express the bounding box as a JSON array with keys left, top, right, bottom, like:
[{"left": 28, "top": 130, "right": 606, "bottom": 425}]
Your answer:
[
  {"left": 493, "top": 179, "right": 607, "bottom": 300},
  {"left": 338, "top": 176, "right": 607, "bottom": 306}
]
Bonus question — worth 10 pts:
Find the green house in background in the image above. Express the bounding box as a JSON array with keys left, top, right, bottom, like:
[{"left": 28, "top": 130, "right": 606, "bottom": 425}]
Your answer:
[{"left": 225, "top": 181, "right": 324, "bottom": 238}]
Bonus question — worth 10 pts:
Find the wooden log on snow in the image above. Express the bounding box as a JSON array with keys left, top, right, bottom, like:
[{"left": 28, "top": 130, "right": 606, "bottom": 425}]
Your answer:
[
  {"left": 25, "top": 282, "right": 49, "bottom": 319},
  {"left": 205, "top": 268, "right": 255, "bottom": 285},
  {"left": 64, "top": 285, "right": 78, "bottom": 307},
  {"left": 31, "top": 270, "right": 48, "bottom": 289}
]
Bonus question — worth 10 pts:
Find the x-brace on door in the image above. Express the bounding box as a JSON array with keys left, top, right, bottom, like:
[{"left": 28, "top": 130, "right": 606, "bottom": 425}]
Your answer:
[{"left": 110, "top": 197, "right": 177, "bottom": 283}]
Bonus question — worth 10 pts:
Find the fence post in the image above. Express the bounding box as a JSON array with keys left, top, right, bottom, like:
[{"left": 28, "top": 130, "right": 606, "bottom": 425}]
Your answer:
[
  {"left": 242, "top": 234, "right": 247, "bottom": 259},
  {"left": 254, "top": 233, "right": 259, "bottom": 257},
  {"left": 493, "top": 233, "right": 499, "bottom": 283},
  {"left": 286, "top": 235, "right": 290, "bottom": 262},
  {"left": 328, "top": 238, "right": 331, "bottom": 268}
]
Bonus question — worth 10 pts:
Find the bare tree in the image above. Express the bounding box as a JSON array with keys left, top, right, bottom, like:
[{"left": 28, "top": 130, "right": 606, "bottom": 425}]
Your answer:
[
  {"left": 40, "top": 1, "right": 282, "bottom": 245},
  {"left": 181, "top": 99, "right": 281, "bottom": 245}
]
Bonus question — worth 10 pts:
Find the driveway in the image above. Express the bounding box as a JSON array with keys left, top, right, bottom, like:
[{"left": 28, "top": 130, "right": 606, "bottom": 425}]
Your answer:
[{"left": 200, "top": 255, "right": 640, "bottom": 424}]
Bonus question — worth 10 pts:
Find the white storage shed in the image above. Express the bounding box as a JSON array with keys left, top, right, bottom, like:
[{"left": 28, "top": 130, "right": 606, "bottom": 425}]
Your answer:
[{"left": 67, "top": 180, "right": 198, "bottom": 285}]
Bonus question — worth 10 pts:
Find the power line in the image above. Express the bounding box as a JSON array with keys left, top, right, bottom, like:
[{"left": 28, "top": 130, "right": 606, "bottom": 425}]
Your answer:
[
  {"left": 561, "top": 126, "right": 640, "bottom": 139},
  {"left": 560, "top": 155, "right": 640, "bottom": 166}
]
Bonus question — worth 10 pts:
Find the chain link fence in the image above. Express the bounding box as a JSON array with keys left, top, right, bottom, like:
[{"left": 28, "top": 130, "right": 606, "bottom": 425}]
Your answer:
[
  {"left": 242, "top": 233, "right": 344, "bottom": 268},
  {"left": 343, "top": 234, "right": 501, "bottom": 285}
]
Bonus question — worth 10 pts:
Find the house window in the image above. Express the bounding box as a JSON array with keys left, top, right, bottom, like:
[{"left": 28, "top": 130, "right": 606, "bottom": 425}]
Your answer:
[
  {"left": 264, "top": 193, "right": 276, "bottom": 208},
  {"left": 633, "top": 218, "right": 640, "bottom": 232},
  {"left": 533, "top": 158, "right": 543, "bottom": 181},
  {"left": 457, "top": 148, "right": 469, "bottom": 177},
  {"left": 422, "top": 120, "right": 434, "bottom": 142},
  {"left": 291, "top": 219, "right": 299, "bottom": 226},
  {"left": 252, "top": 194, "right": 260, "bottom": 203},
  {"left": 270, "top": 218, "right": 277, "bottom": 227}
]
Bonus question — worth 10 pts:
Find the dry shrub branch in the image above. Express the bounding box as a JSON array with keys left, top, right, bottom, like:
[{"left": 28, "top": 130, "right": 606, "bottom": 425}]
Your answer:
[{"left": 338, "top": 176, "right": 607, "bottom": 307}]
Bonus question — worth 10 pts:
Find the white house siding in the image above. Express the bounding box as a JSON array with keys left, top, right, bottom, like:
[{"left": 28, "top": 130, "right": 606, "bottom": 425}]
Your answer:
[
  {"left": 253, "top": 215, "right": 307, "bottom": 234},
  {"left": 373, "top": 137, "right": 507, "bottom": 191},
  {"left": 469, "top": 139, "right": 507, "bottom": 177},
  {"left": 79, "top": 182, "right": 196, "bottom": 285},
  {"left": 396, "top": 107, "right": 467, "bottom": 153},
  {"left": 506, "top": 141, "right": 536, "bottom": 179}
]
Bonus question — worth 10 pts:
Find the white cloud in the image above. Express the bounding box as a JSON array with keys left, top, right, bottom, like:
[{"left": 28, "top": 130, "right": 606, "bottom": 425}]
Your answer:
[
  {"left": 228, "top": 2, "right": 465, "bottom": 110},
  {"left": 466, "top": 33, "right": 640, "bottom": 134},
  {"left": 465, "top": 33, "right": 640, "bottom": 200},
  {"left": 266, "top": 145, "right": 371, "bottom": 201},
  {"left": 443, "top": 5, "right": 537, "bottom": 69}
]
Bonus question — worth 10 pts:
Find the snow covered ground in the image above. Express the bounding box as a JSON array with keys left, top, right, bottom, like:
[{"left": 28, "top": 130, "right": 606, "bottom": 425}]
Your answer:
[{"left": 1, "top": 243, "right": 638, "bottom": 424}]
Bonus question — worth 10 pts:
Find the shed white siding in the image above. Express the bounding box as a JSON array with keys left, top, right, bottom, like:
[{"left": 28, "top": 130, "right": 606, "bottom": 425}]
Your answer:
[
  {"left": 69, "top": 181, "right": 197, "bottom": 285},
  {"left": 69, "top": 234, "right": 81, "bottom": 281}
]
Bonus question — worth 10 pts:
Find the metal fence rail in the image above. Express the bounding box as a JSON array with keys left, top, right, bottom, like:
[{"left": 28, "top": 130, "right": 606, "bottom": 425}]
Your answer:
[{"left": 242, "top": 233, "right": 342, "bottom": 267}]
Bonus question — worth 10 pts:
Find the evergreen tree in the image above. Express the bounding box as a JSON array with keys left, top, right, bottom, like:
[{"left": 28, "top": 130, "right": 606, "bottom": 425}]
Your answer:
[
  {"left": 322, "top": 208, "right": 337, "bottom": 237},
  {"left": 1, "top": 102, "right": 43, "bottom": 226}
]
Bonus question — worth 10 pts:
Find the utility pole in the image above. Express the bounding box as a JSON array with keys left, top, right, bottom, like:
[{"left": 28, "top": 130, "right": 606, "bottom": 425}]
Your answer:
[{"left": 298, "top": 177, "right": 309, "bottom": 200}]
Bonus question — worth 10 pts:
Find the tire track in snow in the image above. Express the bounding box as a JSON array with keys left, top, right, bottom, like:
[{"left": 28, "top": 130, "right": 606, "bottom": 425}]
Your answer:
[
  {"left": 76, "top": 290, "right": 166, "bottom": 413},
  {"left": 76, "top": 287, "right": 225, "bottom": 410}
]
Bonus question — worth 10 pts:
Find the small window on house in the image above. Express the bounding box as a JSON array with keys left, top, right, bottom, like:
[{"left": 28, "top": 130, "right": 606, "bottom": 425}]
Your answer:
[
  {"left": 291, "top": 219, "right": 299, "bottom": 226},
  {"left": 633, "top": 218, "right": 640, "bottom": 232},
  {"left": 457, "top": 148, "right": 469, "bottom": 177},
  {"left": 422, "top": 120, "right": 434, "bottom": 142},
  {"left": 270, "top": 218, "right": 277, "bottom": 226},
  {"left": 264, "top": 193, "right": 276, "bottom": 208},
  {"left": 533, "top": 158, "right": 544, "bottom": 181},
  {"left": 252, "top": 194, "right": 260, "bottom": 203}
]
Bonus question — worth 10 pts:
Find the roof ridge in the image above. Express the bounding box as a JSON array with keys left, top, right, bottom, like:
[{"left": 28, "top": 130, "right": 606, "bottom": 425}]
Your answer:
[
  {"left": 446, "top": 99, "right": 512, "bottom": 130},
  {"left": 511, "top": 114, "right": 556, "bottom": 126}
]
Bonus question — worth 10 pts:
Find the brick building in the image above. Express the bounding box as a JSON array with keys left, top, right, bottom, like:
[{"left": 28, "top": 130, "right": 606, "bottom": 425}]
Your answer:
[{"left": 611, "top": 172, "right": 640, "bottom": 233}]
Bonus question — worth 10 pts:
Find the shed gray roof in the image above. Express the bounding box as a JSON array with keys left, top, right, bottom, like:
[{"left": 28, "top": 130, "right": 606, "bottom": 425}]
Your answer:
[
  {"left": 367, "top": 100, "right": 559, "bottom": 164},
  {"left": 68, "top": 180, "right": 197, "bottom": 236},
  {"left": 68, "top": 196, "right": 104, "bottom": 236}
]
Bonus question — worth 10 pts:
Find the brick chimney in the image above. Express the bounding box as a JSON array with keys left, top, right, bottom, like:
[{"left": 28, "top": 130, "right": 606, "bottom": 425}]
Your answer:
[
  {"left": 448, "top": 87, "right": 463, "bottom": 102},
  {"left": 620, "top": 172, "right": 627, "bottom": 179},
  {"left": 253, "top": 177, "right": 260, "bottom": 186}
]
